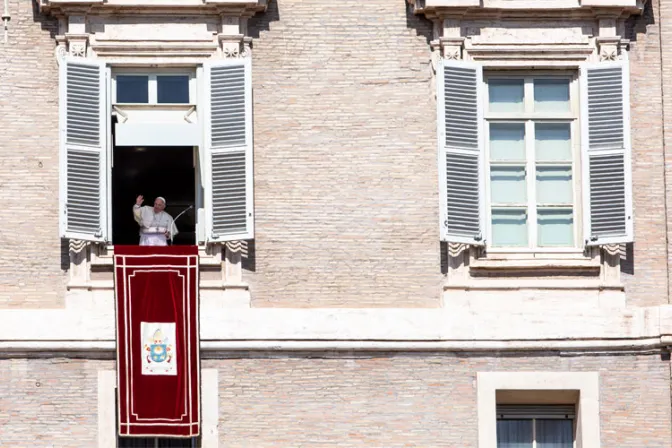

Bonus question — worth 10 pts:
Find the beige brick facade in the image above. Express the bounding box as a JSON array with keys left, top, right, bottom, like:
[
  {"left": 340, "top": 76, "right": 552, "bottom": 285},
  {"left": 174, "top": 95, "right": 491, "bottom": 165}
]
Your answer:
[
  {"left": 2, "top": 0, "right": 672, "bottom": 446},
  {"left": 0, "top": 0, "right": 66, "bottom": 309},
  {"left": 245, "top": 0, "right": 442, "bottom": 307},
  {"left": 624, "top": 0, "right": 669, "bottom": 306},
  {"left": 1, "top": 355, "right": 670, "bottom": 446}
]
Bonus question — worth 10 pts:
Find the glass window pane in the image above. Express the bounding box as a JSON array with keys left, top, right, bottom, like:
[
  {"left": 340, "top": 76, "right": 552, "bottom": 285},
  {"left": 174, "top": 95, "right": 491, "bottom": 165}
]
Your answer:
[
  {"left": 537, "top": 419, "right": 574, "bottom": 448},
  {"left": 116, "top": 75, "right": 149, "bottom": 103},
  {"left": 492, "top": 209, "right": 528, "bottom": 247},
  {"left": 534, "top": 79, "right": 570, "bottom": 112},
  {"left": 535, "top": 123, "right": 572, "bottom": 161},
  {"left": 536, "top": 166, "right": 572, "bottom": 204},
  {"left": 489, "top": 79, "right": 525, "bottom": 113},
  {"left": 497, "top": 419, "right": 533, "bottom": 448},
  {"left": 491, "top": 166, "right": 527, "bottom": 204},
  {"left": 157, "top": 75, "right": 190, "bottom": 104},
  {"left": 490, "top": 123, "right": 526, "bottom": 161},
  {"left": 538, "top": 209, "right": 574, "bottom": 247}
]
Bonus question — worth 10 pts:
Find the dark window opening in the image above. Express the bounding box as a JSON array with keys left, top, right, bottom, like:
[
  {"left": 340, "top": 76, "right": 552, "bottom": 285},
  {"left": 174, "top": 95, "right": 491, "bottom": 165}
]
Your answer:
[
  {"left": 157, "top": 75, "right": 190, "bottom": 104},
  {"left": 112, "top": 146, "right": 196, "bottom": 245},
  {"left": 116, "top": 75, "right": 149, "bottom": 103}
]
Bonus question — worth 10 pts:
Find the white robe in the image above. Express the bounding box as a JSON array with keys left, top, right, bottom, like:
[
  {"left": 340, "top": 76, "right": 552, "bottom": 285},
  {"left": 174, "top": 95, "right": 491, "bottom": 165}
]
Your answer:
[{"left": 133, "top": 205, "right": 179, "bottom": 246}]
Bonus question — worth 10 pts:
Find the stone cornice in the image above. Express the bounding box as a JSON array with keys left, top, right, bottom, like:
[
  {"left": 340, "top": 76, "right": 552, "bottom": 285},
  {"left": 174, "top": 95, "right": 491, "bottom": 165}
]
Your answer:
[
  {"left": 38, "top": 0, "right": 269, "bottom": 16},
  {"left": 408, "top": 0, "right": 647, "bottom": 20},
  {"left": 2, "top": 304, "right": 672, "bottom": 356}
]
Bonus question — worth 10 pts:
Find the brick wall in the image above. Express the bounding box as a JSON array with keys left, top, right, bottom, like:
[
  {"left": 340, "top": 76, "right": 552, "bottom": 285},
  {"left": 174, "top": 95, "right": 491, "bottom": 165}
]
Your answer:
[
  {"left": 209, "top": 353, "right": 671, "bottom": 447},
  {"left": 246, "top": 0, "right": 444, "bottom": 307},
  {"left": 623, "top": 0, "right": 669, "bottom": 306},
  {"left": 0, "top": 358, "right": 111, "bottom": 447},
  {"left": 0, "top": 0, "right": 67, "bottom": 309},
  {"left": 0, "top": 355, "right": 667, "bottom": 447},
  {"left": 0, "top": 0, "right": 667, "bottom": 309}
]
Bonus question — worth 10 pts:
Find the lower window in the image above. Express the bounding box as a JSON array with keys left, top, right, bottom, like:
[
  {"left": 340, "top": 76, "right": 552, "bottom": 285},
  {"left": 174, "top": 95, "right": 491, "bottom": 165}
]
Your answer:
[{"left": 497, "top": 405, "right": 575, "bottom": 448}]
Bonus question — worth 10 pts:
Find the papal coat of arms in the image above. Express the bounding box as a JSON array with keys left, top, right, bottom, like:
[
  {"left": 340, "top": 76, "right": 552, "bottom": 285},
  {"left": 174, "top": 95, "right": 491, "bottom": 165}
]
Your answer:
[{"left": 141, "top": 322, "right": 177, "bottom": 376}]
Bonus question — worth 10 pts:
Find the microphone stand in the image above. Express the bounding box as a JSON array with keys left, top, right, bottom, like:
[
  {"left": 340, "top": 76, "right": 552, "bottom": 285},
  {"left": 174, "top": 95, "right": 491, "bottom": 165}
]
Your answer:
[{"left": 169, "top": 205, "right": 193, "bottom": 245}]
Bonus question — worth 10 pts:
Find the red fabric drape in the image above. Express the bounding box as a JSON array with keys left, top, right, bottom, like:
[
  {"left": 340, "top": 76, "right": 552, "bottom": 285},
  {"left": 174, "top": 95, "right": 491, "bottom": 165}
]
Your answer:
[{"left": 114, "top": 245, "right": 200, "bottom": 438}]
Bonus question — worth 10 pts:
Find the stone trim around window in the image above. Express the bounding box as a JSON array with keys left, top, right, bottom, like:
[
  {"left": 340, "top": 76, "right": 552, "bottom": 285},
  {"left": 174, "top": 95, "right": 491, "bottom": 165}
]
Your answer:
[
  {"left": 476, "top": 371, "right": 600, "bottom": 448},
  {"left": 66, "top": 241, "right": 251, "bottom": 309},
  {"left": 98, "top": 369, "right": 219, "bottom": 448}
]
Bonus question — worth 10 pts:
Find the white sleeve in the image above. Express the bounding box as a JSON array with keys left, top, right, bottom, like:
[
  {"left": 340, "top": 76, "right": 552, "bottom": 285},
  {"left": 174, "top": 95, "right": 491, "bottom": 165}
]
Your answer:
[{"left": 133, "top": 205, "right": 143, "bottom": 226}]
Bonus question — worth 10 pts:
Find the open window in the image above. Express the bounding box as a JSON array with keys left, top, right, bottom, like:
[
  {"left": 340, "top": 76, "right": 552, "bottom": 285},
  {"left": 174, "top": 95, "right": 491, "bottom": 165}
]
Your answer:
[{"left": 58, "top": 57, "right": 255, "bottom": 246}]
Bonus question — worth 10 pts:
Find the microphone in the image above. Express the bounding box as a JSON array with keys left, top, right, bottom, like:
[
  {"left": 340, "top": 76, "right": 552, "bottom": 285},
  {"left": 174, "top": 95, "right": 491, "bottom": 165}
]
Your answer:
[{"left": 169, "top": 205, "right": 194, "bottom": 245}]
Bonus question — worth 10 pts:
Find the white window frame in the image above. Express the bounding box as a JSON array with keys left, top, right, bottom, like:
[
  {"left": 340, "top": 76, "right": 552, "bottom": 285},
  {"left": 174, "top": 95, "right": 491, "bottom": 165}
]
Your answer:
[
  {"left": 483, "top": 71, "right": 582, "bottom": 254},
  {"left": 106, "top": 66, "right": 202, "bottom": 248},
  {"left": 477, "top": 372, "right": 600, "bottom": 448},
  {"left": 111, "top": 68, "right": 197, "bottom": 105}
]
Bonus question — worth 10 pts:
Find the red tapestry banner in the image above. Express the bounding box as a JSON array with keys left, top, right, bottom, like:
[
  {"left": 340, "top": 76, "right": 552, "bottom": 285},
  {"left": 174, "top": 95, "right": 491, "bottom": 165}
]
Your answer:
[{"left": 114, "top": 245, "right": 200, "bottom": 438}]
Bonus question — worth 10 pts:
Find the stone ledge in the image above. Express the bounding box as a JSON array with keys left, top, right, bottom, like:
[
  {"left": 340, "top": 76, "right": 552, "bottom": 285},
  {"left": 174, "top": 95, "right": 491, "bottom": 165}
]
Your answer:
[
  {"left": 39, "top": 0, "right": 269, "bottom": 14},
  {"left": 444, "top": 283, "right": 621, "bottom": 290},
  {"left": 0, "top": 305, "right": 666, "bottom": 346},
  {"left": 469, "top": 256, "right": 600, "bottom": 271},
  {"left": 90, "top": 244, "right": 221, "bottom": 267},
  {"left": 0, "top": 337, "right": 667, "bottom": 356},
  {"left": 408, "top": 0, "right": 646, "bottom": 16}
]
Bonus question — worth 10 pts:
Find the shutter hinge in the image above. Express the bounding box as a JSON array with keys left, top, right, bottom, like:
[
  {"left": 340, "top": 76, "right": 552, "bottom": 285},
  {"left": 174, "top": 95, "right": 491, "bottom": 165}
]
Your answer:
[
  {"left": 94, "top": 230, "right": 102, "bottom": 238},
  {"left": 474, "top": 233, "right": 482, "bottom": 242}
]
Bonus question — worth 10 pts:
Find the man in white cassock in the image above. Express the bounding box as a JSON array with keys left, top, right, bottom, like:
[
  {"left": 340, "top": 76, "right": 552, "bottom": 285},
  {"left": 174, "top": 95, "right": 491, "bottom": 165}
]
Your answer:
[{"left": 132, "top": 195, "right": 179, "bottom": 246}]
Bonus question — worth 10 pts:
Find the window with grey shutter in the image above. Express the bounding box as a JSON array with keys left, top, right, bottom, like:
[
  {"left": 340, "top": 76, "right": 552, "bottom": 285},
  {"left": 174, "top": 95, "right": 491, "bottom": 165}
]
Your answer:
[
  {"left": 59, "top": 58, "right": 110, "bottom": 242},
  {"left": 580, "top": 61, "right": 633, "bottom": 246},
  {"left": 202, "top": 58, "right": 254, "bottom": 242},
  {"left": 437, "top": 60, "right": 485, "bottom": 245}
]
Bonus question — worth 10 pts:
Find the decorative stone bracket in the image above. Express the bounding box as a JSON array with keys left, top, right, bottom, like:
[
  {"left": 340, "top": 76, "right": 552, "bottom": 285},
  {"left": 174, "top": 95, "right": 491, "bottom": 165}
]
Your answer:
[{"left": 219, "top": 15, "right": 254, "bottom": 58}]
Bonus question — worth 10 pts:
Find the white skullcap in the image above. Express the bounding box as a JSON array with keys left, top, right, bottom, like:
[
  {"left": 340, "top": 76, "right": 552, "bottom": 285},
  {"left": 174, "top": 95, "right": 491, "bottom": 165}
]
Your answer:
[{"left": 155, "top": 196, "right": 166, "bottom": 205}]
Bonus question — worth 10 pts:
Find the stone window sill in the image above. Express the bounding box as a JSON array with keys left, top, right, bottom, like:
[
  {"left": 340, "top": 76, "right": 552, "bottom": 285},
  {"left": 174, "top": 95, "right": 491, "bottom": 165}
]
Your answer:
[
  {"left": 410, "top": 0, "right": 643, "bottom": 12},
  {"left": 444, "top": 280, "right": 623, "bottom": 291},
  {"left": 469, "top": 257, "right": 600, "bottom": 272},
  {"left": 68, "top": 279, "right": 248, "bottom": 291},
  {"left": 90, "top": 244, "right": 221, "bottom": 267}
]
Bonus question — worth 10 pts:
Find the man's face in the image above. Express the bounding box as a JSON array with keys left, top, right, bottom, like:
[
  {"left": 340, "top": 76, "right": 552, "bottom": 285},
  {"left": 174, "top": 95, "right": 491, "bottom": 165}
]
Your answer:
[{"left": 153, "top": 198, "right": 166, "bottom": 213}]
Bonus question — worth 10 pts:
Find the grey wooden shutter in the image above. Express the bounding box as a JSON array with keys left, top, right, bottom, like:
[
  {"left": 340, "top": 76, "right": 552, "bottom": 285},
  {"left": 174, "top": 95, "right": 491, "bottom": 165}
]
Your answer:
[
  {"left": 203, "top": 58, "right": 254, "bottom": 242},
  {"left": 438, "top": 60, "right": 485, "bottom": 245},
  {"left": 58, "top": 58, "right": 109, "bottom": 242},
  {"left": 580, "top": 61, "right": 633, "bottom": 246}
]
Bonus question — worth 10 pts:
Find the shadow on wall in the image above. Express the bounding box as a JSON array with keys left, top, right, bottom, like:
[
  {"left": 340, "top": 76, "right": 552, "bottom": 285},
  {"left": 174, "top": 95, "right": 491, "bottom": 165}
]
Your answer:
[
  {"left": 248, "top": 0, "right": 281, "bottom": 40},
  {"left": 621, "top": 243, "right": 634, "bottom": 276},
  {"left": 60, "top": 239, "right": 70, "bottom": 271},
  {"left": 242, "top": 239, "right": 256, "bottom": 272},
  {"left": 625, "top": 0, "right": 655, "bottom": 42},
  {"left": 405, "top": 0, "right": 433, "bottom": 45},
  {"left": 31, "top": 0, "right": 58, "bottom": 39}
]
